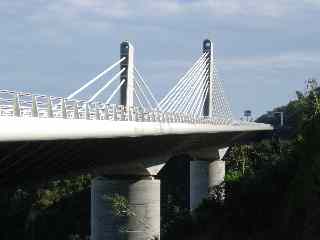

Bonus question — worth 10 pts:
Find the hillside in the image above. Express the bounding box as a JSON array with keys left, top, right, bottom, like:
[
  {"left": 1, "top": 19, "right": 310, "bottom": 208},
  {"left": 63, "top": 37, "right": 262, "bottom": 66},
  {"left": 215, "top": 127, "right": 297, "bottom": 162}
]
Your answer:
[{"left": 163, "top": 81, "right": 320, "bottom": 240}]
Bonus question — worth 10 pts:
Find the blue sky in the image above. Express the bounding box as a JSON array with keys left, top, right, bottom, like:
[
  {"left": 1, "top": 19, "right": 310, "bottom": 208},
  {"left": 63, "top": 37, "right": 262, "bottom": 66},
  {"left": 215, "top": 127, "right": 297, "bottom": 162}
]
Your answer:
[{"left": 1, "top": 0, "right": 320, "bottom": 118}]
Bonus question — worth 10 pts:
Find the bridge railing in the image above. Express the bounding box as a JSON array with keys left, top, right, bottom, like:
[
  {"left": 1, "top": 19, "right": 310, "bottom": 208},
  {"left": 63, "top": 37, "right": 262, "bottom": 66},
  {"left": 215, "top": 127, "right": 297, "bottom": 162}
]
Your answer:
[{"left": 0, "top": 89, "right": 267, "bottom": 127}]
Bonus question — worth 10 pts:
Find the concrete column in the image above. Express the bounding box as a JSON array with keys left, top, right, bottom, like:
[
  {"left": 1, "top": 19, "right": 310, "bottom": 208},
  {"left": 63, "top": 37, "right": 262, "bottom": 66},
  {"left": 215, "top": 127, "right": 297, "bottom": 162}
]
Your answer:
[
  {"left": 91, "top": 176, "right": 160, "bottom": 240},
  {"left": 189, "top": 148, "right": 227, "bottom": 207},
  {"left": 208, "top": 148, "right": 227, "bottom": 197},
  {"left": 189, "top": 160, "right": 209, "bottom": 210},
  {"left": 208, "top": 160, "right": 225, "bottom": 198}
]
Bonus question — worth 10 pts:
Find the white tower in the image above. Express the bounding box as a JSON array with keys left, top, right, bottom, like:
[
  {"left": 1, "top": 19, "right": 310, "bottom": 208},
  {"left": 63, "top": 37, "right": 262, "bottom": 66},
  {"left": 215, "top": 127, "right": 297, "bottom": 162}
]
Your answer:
[
  {"left": 120, "top": 41, "right": 134, "bottom": 107},
  {"left": 202, "top": 39, "right": 213, "bottom": 117}
]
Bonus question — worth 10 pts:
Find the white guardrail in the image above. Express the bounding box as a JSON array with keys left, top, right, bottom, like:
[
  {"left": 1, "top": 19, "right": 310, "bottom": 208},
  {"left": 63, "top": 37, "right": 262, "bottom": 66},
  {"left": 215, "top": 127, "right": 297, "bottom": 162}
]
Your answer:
[{"left": 0, "top": 89, "right": 265, "bottom": 127}]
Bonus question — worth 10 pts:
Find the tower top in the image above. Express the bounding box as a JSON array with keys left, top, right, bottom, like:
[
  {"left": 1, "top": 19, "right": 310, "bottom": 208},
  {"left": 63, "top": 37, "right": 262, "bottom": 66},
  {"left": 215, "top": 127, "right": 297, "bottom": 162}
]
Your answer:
[{"left": 203, "top": 39, "right": 213, "bottom": 53}]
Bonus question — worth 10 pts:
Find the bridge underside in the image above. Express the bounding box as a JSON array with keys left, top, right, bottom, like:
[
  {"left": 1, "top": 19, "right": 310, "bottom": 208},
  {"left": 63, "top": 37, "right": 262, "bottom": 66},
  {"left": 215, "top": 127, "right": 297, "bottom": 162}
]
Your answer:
[{"left": 0, "top": 130, "right": 269, "bottom": 187}]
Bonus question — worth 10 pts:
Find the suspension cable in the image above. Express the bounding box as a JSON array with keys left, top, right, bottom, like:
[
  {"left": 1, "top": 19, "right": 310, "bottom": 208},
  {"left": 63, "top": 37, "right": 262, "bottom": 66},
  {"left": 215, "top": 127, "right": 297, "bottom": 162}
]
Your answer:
[
  {"left": 67, "top": 57, "right": 126, "bottom": 99},
  {"left": 159, "top": 52, "right": 208, "bottom": 106},
  {"left": 190, "top": 81, "right": 209, "bottom": 116},
  {"left": 87, "top": 68, "right": 125, "bottom": 103},
  {"left": 135, "top": 77, "right": 154, "bottom": 109},
  {"left": 134, "top": 67, "right": 158, "bottom": 107},
  {"left": 168, "top": 59, "right": 208, "bottom": 113},
  {"left": 195, "top": 84, "right": 209, "bottom": 117},
  {"left": 105, "top": 79, "right": 126, "bottom": 104},
  {"left": 162, "top": 56, "right": 208, "bottom": 111},
  {"left": 172, "top": 64, "right": 207, "bottom": 113},
  {"left": 185, "top": 69, "right": 209, "bottom": 114},
  {"left": 134, "top": 88, "right": 145, "bottom": 109},
  {"left": 177, "top": 63, "right": 209, "bottom": 113},
  {"left": 160, "top": 64, "right": 200, "bottom": 111},
  {"left": 160, "top": 56, "right": 206, "bottom": 110}
]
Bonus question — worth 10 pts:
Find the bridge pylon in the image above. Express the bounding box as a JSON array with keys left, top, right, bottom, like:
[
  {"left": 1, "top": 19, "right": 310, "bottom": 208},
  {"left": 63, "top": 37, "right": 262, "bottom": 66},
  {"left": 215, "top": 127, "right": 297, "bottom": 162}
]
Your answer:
[
  {"left": 202, "top": 39, "right": 213, "bottom": 117},
  {"left": 120, "top": 41, "right": 134, "bottom": 107}
]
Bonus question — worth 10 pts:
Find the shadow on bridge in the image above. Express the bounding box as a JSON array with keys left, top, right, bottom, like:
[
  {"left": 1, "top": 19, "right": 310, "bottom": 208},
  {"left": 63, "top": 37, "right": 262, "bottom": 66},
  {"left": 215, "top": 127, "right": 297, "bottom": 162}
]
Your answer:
[{"left": 0, "top": 129, "right": 267, "bottom": 187}]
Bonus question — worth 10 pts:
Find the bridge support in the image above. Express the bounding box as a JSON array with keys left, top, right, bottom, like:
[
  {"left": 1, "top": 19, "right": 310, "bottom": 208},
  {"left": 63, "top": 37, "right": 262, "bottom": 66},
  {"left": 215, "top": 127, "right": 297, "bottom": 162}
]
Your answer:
[
  {"left": 91, "top": 176, "right": 160, "bottom": 240},
  {"left": 208, "top": 159, "right": 225, "bottom": 199},
  {"left": 189, "top": 148, "right": 227, "bottom": 209},
  {"left": 189, "top": 160, "right": 209, "bottom": 210}
]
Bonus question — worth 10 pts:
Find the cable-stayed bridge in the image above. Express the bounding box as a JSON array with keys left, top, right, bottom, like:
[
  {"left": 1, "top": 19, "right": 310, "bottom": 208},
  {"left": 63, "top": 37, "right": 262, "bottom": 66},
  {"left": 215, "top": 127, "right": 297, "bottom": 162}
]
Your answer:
[{"left": 0, "top": 40, "right": 272, "bottom": 240}]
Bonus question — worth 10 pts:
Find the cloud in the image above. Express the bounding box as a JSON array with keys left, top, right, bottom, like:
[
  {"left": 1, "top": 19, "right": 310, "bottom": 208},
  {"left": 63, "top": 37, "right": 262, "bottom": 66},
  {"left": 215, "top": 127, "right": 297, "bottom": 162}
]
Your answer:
[
  {"left": 3, "top": 0, "right": 319, "bottom": 33},
  {"left": 220, "top": 51, "right": 320, "bottom": 71},
  {"left": 47, "top": 0, "right": 304, "bottom": 19},
  {"left": 304, "top": 0, "right": 320, "bottom": 7},
  {"left": 23, "top": 0, "right": 312, "bottom": 27}
]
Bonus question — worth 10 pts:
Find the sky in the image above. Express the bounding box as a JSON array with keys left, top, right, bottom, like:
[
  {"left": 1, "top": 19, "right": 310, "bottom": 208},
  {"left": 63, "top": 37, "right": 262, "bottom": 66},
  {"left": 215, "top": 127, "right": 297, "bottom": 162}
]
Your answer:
[{"left": 0, "top": 0, "right": 320, "bottom": 118}]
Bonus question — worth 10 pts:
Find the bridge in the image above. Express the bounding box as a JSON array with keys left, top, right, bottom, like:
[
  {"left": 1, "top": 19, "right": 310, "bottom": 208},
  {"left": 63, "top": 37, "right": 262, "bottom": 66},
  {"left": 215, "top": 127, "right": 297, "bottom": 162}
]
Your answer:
[{"left": 0, "top": 39, "right": 272, "bottom": 240}]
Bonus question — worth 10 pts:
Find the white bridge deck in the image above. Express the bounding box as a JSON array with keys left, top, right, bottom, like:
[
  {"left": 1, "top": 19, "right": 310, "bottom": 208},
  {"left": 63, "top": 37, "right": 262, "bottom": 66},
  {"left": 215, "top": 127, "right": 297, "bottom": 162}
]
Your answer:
[{"left": 0, "top": 89, "right": 272, "bottom": 142}]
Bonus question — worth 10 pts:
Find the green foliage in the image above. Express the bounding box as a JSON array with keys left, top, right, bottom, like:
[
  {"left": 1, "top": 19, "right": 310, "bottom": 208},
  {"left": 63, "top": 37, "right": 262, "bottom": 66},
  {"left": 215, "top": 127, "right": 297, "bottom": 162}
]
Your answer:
[
  {"left": 33, "top": 174, "right": 92, "bottom": 210},
  {"left": 224, "top": 170, "right": 242, "bottom": 182},
  {"left": 311, "top": 90, "right": 320, "bottom": 116},
  {"left": 257, "top": 82, "right": 320, "bottom": 136},
  {"left": 103, "top": 193, "right": 134, "bottom": 217},
  {"left": 0, "top": 174, "right": 92, "bottom": 240},
  {"left": 282, "top": 88, "right": 320, "bottom": 238},
  {"left": 164, "top": 80, "right": 320, "bottom": 240}
]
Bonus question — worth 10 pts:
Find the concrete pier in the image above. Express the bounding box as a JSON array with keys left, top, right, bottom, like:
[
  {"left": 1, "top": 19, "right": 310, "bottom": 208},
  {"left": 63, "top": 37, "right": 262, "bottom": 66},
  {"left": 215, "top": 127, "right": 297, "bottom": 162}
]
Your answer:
[
  {"left": 208, "top": 160, "right": 225, "bottom": 198},
  {"left": 91, "top": 176, "right": 160, "bottom": 240},
  {"left": 189, "top": 148, "right": 227, "bottom": 208},
  {"left": 189, "top": 160, "right": 209, "bottom": 210}
]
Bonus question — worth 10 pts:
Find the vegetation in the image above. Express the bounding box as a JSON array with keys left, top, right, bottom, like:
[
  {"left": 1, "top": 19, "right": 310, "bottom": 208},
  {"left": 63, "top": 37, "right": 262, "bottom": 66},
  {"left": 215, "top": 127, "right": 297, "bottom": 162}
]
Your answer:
[
  {"left": 0, "top": 175, "right": 92, "bottom": 240},
  {"left": 162, "top": 79, "right": 320, "bottom": 240}
]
